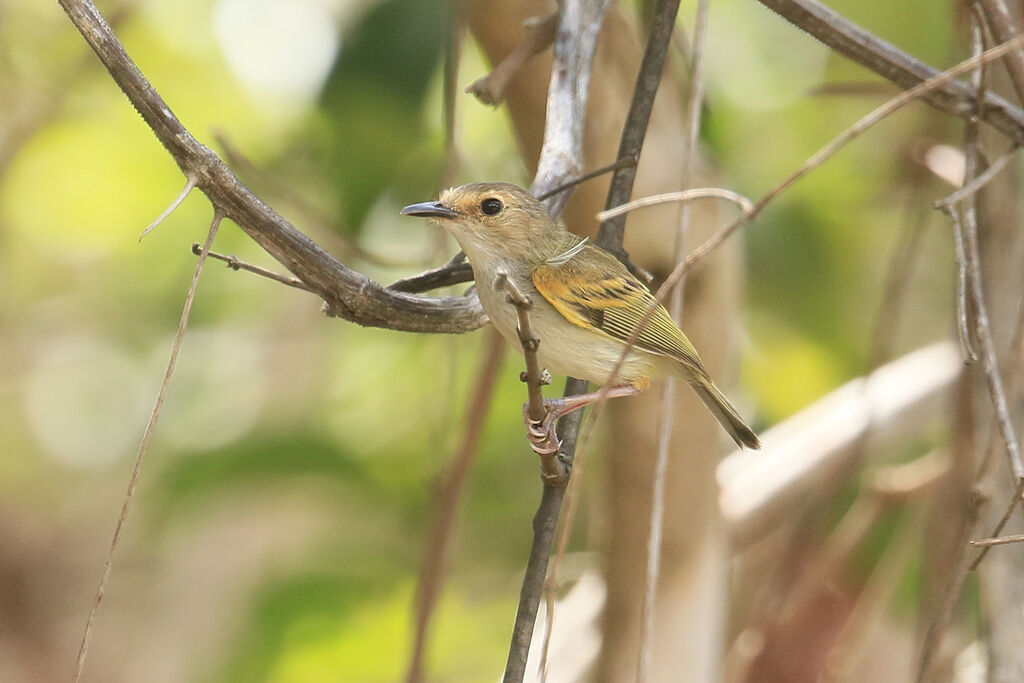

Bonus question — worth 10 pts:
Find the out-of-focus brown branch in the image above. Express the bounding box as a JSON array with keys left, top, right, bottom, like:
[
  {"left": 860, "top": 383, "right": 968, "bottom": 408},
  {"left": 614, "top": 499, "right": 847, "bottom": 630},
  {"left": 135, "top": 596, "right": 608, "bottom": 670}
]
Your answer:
[
  {"left": 58, "top": 0, "right": 487, "bottom": 335},
  {"left": 466, "top": 12, "right": 559, "bottom": 106},
  {"left": 755, "top": 0, "right": 1024, "bottom": 143},
  {"left": 658, "top": 33, "right": 1024, "bottom": 297},
  {"left": 406, "top": 332, "right": 505, "bottom": 683},
  {"left": 595, "top": 0, "right": 682, "bottom": 266},
  {"left": 975, "top": 0, "right": 1024, "bottom": 106}
]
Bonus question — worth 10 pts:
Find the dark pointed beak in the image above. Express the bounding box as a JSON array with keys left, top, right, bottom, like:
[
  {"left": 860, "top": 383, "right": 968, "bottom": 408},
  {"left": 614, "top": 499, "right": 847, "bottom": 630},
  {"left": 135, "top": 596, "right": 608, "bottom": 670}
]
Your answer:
[{"left": 400, "top": 201, "right": 460, "bottom": 219}]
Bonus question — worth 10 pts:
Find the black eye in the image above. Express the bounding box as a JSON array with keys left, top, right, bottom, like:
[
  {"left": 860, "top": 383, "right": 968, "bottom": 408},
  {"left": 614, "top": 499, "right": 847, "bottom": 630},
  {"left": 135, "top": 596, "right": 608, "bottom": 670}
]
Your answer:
[{"left": 481, "top": 198, "right": 503, "bottom": 215}]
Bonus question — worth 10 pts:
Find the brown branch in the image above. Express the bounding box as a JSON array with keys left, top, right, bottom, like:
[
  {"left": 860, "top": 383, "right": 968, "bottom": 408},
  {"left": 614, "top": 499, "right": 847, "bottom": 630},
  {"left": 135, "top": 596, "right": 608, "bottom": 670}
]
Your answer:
[
  {"left": 214, "top": 133, "right": 422, "bottom": 268},
  {"left": 934, "top": 143, "right": 1021, "bottom": 209},
  {"left": 755, "top": 0, "right": 1024, "bottom": 144},
  {"left": 501, "top": 2, "right": 613, "bottom": 681},
  {"left": 975, "top": 0, "right": 1024, "bottom": 106},
  {"left": 535, "top": 155, "right": 639, "bottom": 202},
  {"left": 596, "top": 0, "right": 682, "bottom": 265},
  {"left": 466, "top": 12, "right": 559, "bottom": 106},
  {"left": 495, "top": 272, "right": 568, "bottom": 486},
  {"left": 58, "top": 0, "right": 486, "bottom": 335},
  {"left": 406, "top": 333, "right": 505, "bottom": 683},
  {"left": 387, "top": 253, "right": 475, "bottom": 294},
  {"left": 971, "top": 531, "right": 1024, "bottom": 547},
  {"left": 960, "top": 125, "right": 1024, "bottom": 481},
  {"left": 660, "top": 33, "right": 1024, "bottom": 294},
  {"left": 74, "top": 212, "right": 223, "bottom": 683},
  {"left": 191, "top": 244, "right": 313, "bottom": 292},
  {"left": 938, "top": 203, "right": 981, "bottom": 363}
]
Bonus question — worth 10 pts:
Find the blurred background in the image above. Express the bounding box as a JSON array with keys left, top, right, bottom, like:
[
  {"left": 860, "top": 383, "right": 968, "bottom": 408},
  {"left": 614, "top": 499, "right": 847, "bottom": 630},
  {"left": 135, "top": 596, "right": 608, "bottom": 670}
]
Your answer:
[{"left": 1, "top": 0, "right": 1017, "bottom": 681}]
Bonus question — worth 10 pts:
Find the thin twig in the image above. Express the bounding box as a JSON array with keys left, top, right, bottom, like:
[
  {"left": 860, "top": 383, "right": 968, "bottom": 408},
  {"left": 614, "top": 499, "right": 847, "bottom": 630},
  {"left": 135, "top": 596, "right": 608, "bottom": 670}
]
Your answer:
[
  {"left": 73, "top": 212, "right": 222, "bottom": 683},
  {"left": 668, "top": 33, "right": 1024, "bottom": 289},
  {"left": 465, "top": 12, "right": 559, "bottom": 106},
  {"left": 139, "top": 177, "right": 196, "bottom": 240},
  {"left": 191, "top": 244, "right": 313, "bottom": 292},
  {"left": 917, "top": 23, "right": 992, "bottom": 681},
  {"left": 934, "top": 143, "right": 1021, "bottom": 209},
  {"left": 406, "top": 332, "right": 505, "bottom": 683},
  {"left": 638, "top": 1, "right": 710, "bottom": 680},
  {"left": 596, "top": 187, "right": 754, "bottom": 222},
  {"left": 915, "top": 491, "right": 985, "bottom": 683},
  {"left": 975, "top": 0, "right": 1024, "bottom": 106},
  {"left": 960, "top": 129, "right": 1024, "bottom": 479},
  {"left": 939, "top": 204, "right": 981, "bottom": 363},
  {"left": 596, "top": 0, "right": 682, "bottom": 266},
  {"left": 755, "top": 0, "right": 1024, "bottom": 144},
  {"left": 541, "top": 1, "right": 683, "bottom": 677},
  {"left": 971, "top": 531, "right": 1024, "bottom": 547},
  {"left": 535, "top": 155, "right": 639, "bottom": 202},
  {"left": 969, "top": 299, "right": 1024, "bottom": 570}
]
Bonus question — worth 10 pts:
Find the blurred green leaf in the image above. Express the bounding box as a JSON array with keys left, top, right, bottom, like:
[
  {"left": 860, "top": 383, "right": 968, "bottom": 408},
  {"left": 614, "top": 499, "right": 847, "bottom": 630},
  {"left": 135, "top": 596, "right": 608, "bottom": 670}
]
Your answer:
[{"left": 318, "top": 0, "right": 450, "bottom": 232}]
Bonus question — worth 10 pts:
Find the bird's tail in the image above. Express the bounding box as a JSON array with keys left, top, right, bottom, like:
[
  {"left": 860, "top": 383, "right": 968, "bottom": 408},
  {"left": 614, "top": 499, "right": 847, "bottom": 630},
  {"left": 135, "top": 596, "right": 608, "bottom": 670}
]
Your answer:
[{"left": 690, "top": 376, "right": 761, "bottom": 450}]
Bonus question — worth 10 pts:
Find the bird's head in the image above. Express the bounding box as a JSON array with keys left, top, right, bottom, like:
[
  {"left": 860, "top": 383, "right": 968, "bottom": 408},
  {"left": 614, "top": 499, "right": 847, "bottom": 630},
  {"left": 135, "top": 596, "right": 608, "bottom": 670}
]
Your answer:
[{"left": 401, "top": 182, "right": 562, "bottom": 264}]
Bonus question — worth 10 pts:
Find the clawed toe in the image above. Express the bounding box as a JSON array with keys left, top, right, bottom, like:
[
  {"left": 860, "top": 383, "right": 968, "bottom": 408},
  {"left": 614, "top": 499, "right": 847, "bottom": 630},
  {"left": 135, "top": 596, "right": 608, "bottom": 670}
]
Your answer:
[{"left": 523, "top": 403, "right": 562, "bottom": 455}]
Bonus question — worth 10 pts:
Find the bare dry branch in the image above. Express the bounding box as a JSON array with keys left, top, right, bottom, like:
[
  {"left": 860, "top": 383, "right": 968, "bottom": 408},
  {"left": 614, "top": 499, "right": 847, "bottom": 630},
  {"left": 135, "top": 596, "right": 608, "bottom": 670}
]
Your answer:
[
  {"left": 595, "top": 0, "right": 682, "bottom": 265},
  {"left": 74, "top": 213, "right": 223, "bottom": 683},
  {"left": 975, "top": 0, "right": 1024, "bottom": 106},
  {"left": 638, "top": 1, "right": 710, "bottom": 680},
  {"left": 466, "top": 12, "right": 558, "bottom": 106},
  {"left": 934, "top": 144, "right": 1021, "bottom": 209},
  {"left": 595, "top": 188, "right": 754, "bottom": 222},
  {"left": 756, "top": 0, "right": 1024, "bottom": 143},
  {"left": 659, "top": 33, "right": 1024, "bottom": 294},
  {"left": 58, "top": 0, "right": 487, "bottom": 335},
  {"left": 971, "top": 531, "right": 1024, "bottom": 547},
  {"left": 502, "top": 1, "right": 613, "bottom": 680},
  {"left": 191, "top": 244, "right": 313, "bottom": 292}
]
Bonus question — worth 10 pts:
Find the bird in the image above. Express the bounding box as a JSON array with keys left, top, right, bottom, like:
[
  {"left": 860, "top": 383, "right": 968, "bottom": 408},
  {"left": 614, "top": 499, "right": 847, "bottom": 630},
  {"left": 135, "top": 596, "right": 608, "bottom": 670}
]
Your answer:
[{"left": 401, "top": 182, "right": 760, "bottom": 452}]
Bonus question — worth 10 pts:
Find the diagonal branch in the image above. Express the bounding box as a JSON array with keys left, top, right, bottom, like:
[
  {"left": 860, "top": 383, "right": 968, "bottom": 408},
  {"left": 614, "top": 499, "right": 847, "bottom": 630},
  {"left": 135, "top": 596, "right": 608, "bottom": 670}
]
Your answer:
[
  {"left": 755, "top": 0, "right": 1024, "bottom": 144},
  {"left": 58, "top": 0, "right": 486, "bottom": 335}
]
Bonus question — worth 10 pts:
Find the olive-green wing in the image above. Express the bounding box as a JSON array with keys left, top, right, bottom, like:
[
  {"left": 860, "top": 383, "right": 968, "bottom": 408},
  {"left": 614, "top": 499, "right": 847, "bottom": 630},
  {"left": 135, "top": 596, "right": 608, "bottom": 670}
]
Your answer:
[{"left": 532, "top": 243, "right": 708, "bottom": 378}]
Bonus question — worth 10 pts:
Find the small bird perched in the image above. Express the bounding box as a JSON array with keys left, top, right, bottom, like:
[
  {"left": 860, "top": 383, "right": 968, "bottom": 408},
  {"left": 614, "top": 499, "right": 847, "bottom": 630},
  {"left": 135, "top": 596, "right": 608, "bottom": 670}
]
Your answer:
[{"left": 401, "top": 182, "right": 760, "bottom": 451}]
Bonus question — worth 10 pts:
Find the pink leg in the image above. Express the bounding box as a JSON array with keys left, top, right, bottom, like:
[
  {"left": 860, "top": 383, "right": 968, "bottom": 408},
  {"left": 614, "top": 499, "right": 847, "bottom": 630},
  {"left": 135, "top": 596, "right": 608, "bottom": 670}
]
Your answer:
[{"left": 523, "top": 385, "right": 641, "bottom": 455}]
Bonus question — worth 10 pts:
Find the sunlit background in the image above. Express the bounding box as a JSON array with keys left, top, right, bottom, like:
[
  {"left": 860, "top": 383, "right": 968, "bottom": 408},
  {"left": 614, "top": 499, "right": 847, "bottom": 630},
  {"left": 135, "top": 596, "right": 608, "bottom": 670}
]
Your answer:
[{"left": 0, "top": 0, "right": 996, "bottom": 681}]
